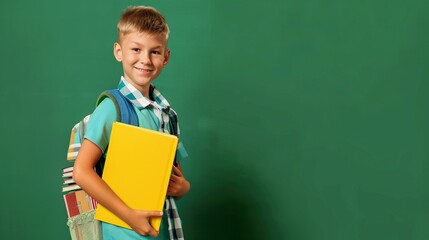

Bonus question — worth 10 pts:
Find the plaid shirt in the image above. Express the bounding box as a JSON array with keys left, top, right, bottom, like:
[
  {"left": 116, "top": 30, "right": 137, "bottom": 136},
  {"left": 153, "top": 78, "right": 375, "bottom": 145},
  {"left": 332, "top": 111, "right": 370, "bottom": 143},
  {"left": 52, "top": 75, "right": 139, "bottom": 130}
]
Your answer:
[{"left": 118, "top": 77, "right": 185, "bottom": 240}]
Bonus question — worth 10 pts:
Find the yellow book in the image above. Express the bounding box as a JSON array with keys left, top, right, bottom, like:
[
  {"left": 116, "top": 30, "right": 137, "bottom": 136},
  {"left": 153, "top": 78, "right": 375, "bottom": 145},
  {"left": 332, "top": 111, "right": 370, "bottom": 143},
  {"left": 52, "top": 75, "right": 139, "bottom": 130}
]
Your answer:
[{"left": 94, "top": 122, "right": 178, "bottom": 231}]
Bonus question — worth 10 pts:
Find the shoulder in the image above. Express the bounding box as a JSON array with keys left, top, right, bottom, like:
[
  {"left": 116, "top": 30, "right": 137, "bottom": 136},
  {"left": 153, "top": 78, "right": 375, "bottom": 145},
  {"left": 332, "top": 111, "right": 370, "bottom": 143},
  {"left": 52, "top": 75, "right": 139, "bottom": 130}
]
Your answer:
[
  {"left": 97, "top": 97, "right": 115, "bottom": 109},
  {"left": 94, "top": 98, "right": 116, "bottom": 115},
  {"left": 84, "top": 98, "right": 117, "bottom": 152},
  {"left": 89, "top": 98, "right": 117, "bottom": 125}
]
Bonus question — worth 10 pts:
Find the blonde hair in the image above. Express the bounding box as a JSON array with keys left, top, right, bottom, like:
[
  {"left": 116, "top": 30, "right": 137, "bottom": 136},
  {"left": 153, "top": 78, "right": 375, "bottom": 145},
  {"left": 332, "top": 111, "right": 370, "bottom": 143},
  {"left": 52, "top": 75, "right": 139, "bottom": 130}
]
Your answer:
[{"left": 117, "top": 6, "right": 169, "bottom": 41}]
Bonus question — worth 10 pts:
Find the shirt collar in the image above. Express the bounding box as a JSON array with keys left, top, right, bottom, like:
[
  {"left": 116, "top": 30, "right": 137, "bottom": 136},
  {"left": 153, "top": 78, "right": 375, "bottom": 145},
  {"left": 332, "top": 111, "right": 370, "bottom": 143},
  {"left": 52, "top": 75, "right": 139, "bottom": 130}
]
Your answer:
[{"left": 118, "top": 76, "right": 171, "bottom": 111}]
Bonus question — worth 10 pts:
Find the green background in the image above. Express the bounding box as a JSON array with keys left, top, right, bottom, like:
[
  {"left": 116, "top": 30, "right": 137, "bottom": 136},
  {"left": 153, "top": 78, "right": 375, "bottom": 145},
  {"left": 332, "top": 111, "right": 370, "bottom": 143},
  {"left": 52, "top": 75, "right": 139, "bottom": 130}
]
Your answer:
[{"left": 1, "top": 0, "right": 428, "bottom": 239}]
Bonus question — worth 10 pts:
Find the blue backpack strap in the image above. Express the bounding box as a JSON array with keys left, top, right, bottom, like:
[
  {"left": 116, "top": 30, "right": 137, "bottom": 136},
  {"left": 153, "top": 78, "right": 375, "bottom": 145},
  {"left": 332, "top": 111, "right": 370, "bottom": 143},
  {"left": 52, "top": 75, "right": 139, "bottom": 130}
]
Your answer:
[{"left": 96, "top": 89, "right": 139, "bottom": 126}]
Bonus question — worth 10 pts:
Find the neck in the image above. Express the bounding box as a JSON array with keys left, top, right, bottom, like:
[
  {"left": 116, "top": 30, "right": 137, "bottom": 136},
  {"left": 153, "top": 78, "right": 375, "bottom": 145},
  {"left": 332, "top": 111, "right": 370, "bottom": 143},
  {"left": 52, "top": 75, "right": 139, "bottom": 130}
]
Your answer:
[{"left": 142, "top": 85, "right": 155, "bottom": 101}]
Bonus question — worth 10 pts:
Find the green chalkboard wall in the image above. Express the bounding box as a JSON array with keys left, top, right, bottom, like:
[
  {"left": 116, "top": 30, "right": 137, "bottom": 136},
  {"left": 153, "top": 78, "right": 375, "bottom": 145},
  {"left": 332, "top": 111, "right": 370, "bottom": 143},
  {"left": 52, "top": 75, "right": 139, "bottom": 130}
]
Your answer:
[{"left": 1, "top": 0, "right": 428, "bottom": 239}]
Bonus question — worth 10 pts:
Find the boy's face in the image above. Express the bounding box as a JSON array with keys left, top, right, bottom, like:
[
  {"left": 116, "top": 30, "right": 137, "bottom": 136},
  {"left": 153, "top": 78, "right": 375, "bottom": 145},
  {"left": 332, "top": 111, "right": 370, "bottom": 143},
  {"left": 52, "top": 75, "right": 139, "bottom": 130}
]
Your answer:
[{"left": 114, "top": 31, "right": 170, "bottom": 96}]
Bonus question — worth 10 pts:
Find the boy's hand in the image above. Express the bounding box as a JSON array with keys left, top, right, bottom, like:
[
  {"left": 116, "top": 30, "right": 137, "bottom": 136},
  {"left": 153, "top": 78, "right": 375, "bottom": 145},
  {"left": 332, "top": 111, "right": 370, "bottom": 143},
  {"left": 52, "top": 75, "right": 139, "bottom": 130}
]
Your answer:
[
  {"left": 125, "top": 209, "right": 163, "bottom": 237},
  {"left": 167, "top": 165, "right": 190, "bottom": 198}
]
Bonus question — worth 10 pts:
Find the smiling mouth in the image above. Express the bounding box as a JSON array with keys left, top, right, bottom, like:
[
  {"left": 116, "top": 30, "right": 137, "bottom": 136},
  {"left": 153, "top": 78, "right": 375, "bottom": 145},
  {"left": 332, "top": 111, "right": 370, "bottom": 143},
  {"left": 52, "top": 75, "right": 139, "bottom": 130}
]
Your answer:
[{"left": 135, "top": 67, "right": 152, "bottom": 72}]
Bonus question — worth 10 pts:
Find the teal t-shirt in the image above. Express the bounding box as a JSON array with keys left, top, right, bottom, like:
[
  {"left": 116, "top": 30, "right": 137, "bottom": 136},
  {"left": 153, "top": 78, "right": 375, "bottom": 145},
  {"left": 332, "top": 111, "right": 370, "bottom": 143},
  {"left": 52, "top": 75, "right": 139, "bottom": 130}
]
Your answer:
[{"left": 84, "top": 98, "right": 187, "bottom": 240}]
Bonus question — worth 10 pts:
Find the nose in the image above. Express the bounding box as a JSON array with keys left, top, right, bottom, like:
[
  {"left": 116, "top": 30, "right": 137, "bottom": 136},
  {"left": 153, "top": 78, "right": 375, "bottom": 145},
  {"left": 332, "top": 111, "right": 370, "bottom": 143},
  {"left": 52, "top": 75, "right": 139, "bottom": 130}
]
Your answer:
[{"left": 140, "top": 52, "right": 151, "bottom": 65}]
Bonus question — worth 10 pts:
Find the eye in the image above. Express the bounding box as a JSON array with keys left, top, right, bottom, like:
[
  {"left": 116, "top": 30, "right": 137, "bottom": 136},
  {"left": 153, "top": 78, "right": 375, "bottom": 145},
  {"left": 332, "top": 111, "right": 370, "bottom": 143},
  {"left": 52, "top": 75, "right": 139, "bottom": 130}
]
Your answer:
[
  {"left": 152, "top": 50, "right": 161, "bottom": 55},
  {"left": 132, "top": 48, "right": 141, "bottom": 53}
]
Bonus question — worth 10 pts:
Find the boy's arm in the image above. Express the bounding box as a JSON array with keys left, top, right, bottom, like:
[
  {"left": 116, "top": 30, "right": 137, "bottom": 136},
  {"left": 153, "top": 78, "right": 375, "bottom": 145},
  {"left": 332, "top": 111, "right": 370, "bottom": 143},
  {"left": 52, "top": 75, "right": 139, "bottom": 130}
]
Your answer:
[
  {"left": 73, "top": 139, "right": 162, "bottom": 237},
  {"left": 167, "top": 163, "right": 190, "bottom": 199}
]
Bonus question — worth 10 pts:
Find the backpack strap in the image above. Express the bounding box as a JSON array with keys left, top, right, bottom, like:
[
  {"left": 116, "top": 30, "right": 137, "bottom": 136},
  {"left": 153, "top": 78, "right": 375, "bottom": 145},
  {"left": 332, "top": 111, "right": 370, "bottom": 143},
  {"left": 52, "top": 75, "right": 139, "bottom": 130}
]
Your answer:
[
  {"left": 96, "top": 89, "right": 139, "bottom": 126},
  {"left": 94, "top": 89, "right": 138, "bottom": 176}
]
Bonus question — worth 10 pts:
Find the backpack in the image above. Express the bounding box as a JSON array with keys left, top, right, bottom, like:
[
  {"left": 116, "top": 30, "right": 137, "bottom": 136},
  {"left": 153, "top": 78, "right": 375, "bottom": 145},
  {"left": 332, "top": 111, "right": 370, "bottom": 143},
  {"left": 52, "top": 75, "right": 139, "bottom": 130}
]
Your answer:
[
  {"left": 66, "top": 89, "right": 139, "bottom": 175},
  {"left": 63, "top": 89, "right": 138, "bottom": 240}
]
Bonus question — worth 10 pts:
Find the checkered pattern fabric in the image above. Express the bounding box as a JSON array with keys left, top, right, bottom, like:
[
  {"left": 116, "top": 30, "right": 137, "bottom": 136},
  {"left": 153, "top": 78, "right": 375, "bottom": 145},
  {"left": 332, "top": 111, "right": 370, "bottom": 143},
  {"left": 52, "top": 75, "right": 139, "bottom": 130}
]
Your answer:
[{"left": 118, "top": 77, "right": 184, "bottom": 240}]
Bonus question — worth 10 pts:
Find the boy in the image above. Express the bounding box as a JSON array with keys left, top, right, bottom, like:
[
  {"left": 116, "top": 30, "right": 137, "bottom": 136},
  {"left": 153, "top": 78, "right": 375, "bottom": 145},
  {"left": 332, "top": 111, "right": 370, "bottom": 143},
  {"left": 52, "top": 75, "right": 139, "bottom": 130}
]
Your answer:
[{"left": 73, "top": 6, "right": 190, "bottom": 240}]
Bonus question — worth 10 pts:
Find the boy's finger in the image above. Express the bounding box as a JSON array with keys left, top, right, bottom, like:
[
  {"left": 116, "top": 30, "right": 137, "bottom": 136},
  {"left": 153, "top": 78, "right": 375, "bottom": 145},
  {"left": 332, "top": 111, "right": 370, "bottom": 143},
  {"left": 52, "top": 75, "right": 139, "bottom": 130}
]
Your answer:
[
  {"left": 172, "top": 165, "right": 183, "bottom": 176},
  {"left": 142, "top": 211, "right": 163, "bottom": 217},
  {"left": 170, "top": 174, "right": 179, "bottom": 182},
  {"left": 151, "top": 211, "right": 163, "bottom": 217},
  {"left": 148, "top": 229, "right": 159, "bottom": 238},
  {"left": 140, "top": 224, "right": 159, "bottom": 238}
]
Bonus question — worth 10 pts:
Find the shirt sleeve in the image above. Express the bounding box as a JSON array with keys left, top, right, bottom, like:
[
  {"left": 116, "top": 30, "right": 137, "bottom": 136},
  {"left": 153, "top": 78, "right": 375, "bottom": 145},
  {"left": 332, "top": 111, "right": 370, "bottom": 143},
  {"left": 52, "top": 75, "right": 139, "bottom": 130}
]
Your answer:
[{"left": 84, "top": 98, "right": 117, "bottom": 153}]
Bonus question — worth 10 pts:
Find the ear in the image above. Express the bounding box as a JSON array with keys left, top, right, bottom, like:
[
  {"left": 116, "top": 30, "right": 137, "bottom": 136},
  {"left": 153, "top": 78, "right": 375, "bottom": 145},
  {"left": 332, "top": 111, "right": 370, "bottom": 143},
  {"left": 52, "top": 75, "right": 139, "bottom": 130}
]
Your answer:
[
  {"left": 113, "top": 42, "right": 122, "bottom": 62},
  {"left": 163, "top": 49, "right": 170, "bottom": 66}
]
